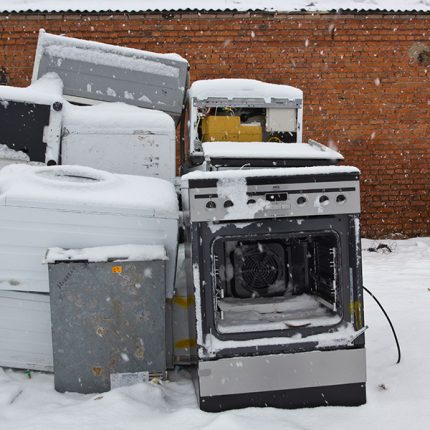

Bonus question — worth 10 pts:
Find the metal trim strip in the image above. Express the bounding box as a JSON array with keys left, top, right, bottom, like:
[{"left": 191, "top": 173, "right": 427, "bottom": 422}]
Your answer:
[
  {"left": 188, "top": 173, "right": 360, "bottom": 189},
  {"left": 198, "top": 348, "right": 366, "bottom": 397}
]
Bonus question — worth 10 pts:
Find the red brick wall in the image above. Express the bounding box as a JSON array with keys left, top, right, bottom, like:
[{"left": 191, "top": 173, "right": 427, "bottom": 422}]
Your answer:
[{"left": 1, "top": 12, "right": 429, "bottom": 238}]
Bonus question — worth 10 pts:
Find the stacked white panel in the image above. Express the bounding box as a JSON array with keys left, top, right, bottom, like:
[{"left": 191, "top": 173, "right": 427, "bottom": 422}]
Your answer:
[{"left": 0, "top": 164, "right": 179, "bottom": 370}]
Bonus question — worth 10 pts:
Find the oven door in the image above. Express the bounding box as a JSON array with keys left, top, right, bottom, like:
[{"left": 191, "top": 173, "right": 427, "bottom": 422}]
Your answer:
[{"left": 190, "top": 214, "right": 364, "bottom": 359}]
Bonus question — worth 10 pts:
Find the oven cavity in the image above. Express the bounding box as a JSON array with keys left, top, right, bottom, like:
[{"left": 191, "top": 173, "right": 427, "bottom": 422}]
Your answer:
[{"left": 212, "top": 232, "right": 342, "bottom": 334}]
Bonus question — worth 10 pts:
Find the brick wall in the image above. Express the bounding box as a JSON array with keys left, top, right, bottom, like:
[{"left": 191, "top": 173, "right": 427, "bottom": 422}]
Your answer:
[{"left": 0, "top": 12, "right": 429, "bottom": 238}]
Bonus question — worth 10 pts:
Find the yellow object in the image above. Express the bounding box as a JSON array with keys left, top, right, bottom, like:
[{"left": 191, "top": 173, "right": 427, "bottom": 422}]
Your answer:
[
  {"left": 202, "top": 116, "right": 240, "bottom": 142},
  {"left": 175, "top": 338, "right": 197, "bottom": 349},
  {"left": 349, "top": 300, "right": 364, "bottom": 329},
  {"left": 173, "top": 295, "right": 195, "bottom": 308},
  {"left": 238, "top": 124, "right": 263, "bottom": 142},
  {"left": 112, "top": 265, "right": 122, "bottom": 273},
  {"left": 268, "top": 136, "right": 282, "bottom": 143}
]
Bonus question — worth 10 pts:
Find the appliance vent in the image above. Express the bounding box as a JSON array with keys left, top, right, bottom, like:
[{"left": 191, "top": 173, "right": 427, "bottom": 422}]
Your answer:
[{"left": 232, "top": 242, "right": 286, "bottom": 298}]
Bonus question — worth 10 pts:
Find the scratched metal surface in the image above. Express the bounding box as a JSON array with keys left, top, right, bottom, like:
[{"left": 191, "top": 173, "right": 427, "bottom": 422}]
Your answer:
[{"left": 49, "top": 259, "right": 166, "bottom": 394}]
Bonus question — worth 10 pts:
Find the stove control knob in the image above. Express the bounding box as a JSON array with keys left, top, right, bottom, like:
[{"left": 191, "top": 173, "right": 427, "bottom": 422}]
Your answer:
[
  {"left": 319, "top": 195, "right": 329, "bottom": 204},
  {"left": 206, "top": 201, "right": 216, "bottom": 209},
  {"left": 336, "top": 194, "right": 346, "bottom": 204},
  {"left": 224, "top": 200, "right": 234, "bottom": 208},
  {"left": 247, "top": 199, "right": 256, "bottom": 205},
  {"left": 297, "top": 196, "right": 307, "bottom": 205}
]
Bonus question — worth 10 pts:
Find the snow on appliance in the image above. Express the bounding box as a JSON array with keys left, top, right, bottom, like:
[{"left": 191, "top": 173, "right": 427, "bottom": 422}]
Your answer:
[
  {"left": 26, "top": 30, "right": 188, "bottom": 180},
  {"left": 0, "top": 77, "right": 177, "bottom": 181},
  {"left": 61, "top": 103, "right": 176, "bottom": 182},
  {"left": 0, "top": 164, "right": 178, "bottom": 371},
  {"left": 200, "top": 139, "right": 343, "bottom": 170},
  {"left": 32, "top": 30, "right": 189, "bottom": 124},
  {"left": 186, "top": 79, "right": 304, "bottom": 168},
  {"left": 0, "top": 73, "right": 63, "bottom": 167},
  {"left": 181, "top": 166, "right": 366, "bottom": 411}
]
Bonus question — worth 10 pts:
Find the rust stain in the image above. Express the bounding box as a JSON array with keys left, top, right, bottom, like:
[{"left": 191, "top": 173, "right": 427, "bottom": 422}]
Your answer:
[
  {"left": 134, "top": 346, "right": 145, "bottom": 360},
  {"left": 108, "top": 357, "right": 117, "bottom": 369},
  {"left": 95, "top": 326, "right": 107, "bottom": 337},
  {"left": 91, "top": 366, "right": 103, "bottom": 377}
]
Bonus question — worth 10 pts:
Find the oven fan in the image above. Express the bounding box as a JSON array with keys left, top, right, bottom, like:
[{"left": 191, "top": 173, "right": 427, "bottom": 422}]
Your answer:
[{"left": 232, "top": 242, "right": 286, "bottom": 298}]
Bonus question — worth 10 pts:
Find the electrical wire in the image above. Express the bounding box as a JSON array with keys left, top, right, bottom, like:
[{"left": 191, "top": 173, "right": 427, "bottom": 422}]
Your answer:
[
  {"left": 268, "top": 136, "right": 282, "bottom": 143},
  {"left": 363, "top": 285, "right": 401, "bottom": 364}
]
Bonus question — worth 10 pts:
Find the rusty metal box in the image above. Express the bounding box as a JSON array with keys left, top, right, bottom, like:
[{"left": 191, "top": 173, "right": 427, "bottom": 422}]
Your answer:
[{"left": 48, "top": 257, "right": 166, "bottom": 393}]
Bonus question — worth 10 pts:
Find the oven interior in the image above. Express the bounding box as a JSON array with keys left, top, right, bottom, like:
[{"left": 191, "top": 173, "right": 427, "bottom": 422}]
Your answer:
[{"left": 212, "top": 232, "right": 343, "bottom": 334}]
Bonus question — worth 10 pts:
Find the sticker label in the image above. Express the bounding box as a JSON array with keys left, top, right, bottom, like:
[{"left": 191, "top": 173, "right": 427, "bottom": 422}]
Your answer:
[
  {"left": 112, "top": 266, "right": 122, "bottom": 274},
  {"left": 110, "top": 371, "right": 149, "bottom": 389}
]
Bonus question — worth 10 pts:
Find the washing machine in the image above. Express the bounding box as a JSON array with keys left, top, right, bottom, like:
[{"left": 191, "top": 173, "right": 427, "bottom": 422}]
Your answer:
[{"left": 0, "top": 164, "right": 178, "bottom": 370}]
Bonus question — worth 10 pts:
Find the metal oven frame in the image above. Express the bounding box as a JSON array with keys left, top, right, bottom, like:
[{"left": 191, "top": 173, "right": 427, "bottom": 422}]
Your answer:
[{"left": 181, "top": 169, "right": 366, "bottom": 411}]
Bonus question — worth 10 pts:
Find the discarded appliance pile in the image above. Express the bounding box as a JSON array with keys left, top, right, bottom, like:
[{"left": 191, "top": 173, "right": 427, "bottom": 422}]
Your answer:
[{"left": 0, "top": 29, "right": 366, "bottom": 411}]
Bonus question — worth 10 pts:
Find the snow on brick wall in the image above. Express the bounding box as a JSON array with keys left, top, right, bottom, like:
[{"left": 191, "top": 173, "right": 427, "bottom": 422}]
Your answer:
[{"left": 0, "top": 12, "right": 429, "bottom": 238}]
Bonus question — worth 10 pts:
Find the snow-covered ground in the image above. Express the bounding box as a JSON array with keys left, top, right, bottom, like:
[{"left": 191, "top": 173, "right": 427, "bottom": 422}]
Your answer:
[{"left": 1, "top": 237, "right": 429, "bottom": 430}]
